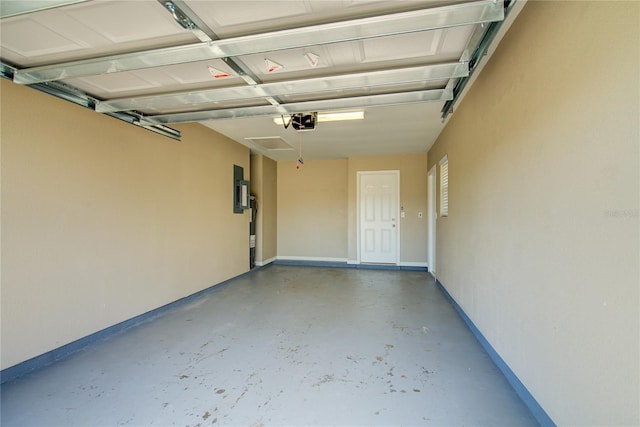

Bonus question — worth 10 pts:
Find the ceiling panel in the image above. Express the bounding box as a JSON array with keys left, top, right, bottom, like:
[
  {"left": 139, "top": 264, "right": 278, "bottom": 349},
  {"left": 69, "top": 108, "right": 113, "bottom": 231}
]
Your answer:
[
  {"left": 10, "top": 0, "right": 504, "bottom": 85},
  {"left": 160, "top": 60, "right": 232, "bottom": 85},
  {"left": 63, "top": 0, "right": 186, "bottom": 44},
  {"left": 360, "top": 30, "right": 444, "bottom": 62},
  {"left": 440, "top": 24, "right": 477, "bottom": 53},
  {"left": 68, "top": 71, "right": 158, "bottom": 95},
  {"left": 237, "top": 46, "right": 336, "bottom": 82},
  {"left": 186, "top": 0, "right": 462, "bottom": 38},
  {"left": 65, "top": 58, "right": 243, "bottom": 98},
  {"left": 0, "top": 0, "right": 196, "bottom": 67},
  {"left": 187, "top": 0, "right": 311, "bottom": 30},
  {"left": 0, "top": 0, "right": 91, "bottom": 19},
  {"left": 0, "top": 0, "right": 525, "bottom": 160},
  {"left": 0, "top": 17, "right": 87, "bottom": 59},
  {"left": 235, "top": 30, "right": 461, "bottom": 84}
]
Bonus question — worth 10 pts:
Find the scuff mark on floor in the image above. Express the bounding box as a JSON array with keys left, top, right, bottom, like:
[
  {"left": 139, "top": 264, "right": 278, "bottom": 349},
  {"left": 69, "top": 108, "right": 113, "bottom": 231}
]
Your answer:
[{"left": 312, "top": 374, "right": 334, "bottom": 386}]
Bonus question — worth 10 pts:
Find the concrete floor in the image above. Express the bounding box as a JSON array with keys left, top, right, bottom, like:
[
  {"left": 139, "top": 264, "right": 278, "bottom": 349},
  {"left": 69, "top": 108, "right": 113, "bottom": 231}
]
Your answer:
[{"left": 1, "top": 266, "right": 537, "bottom": 426}]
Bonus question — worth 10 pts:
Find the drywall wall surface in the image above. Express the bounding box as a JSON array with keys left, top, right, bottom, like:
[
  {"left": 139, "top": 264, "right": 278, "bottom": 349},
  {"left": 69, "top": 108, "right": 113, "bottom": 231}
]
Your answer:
[
  {"left": 250, "top": 154, "right": 277, "bottom": 264},
  {"left": 261, "top": 156, "right": 278, "bottom": 262},
  {"left": 277, "top": 159, "right": 348, "bottom": 260},
  {"left": 1, "top": 80, "right": 250, "bottom": 370},
  {"left": 427, "top": 1, "right": 639, "bottom": 424},
  {"left": 347, "top": 154, "right": 428, "bottom": 264}
]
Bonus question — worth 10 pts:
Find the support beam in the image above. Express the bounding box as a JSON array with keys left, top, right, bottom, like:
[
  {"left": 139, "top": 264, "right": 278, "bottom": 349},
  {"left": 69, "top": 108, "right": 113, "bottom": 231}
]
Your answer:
[
  {"left": 96, "top": 63, "right": 468, "bottom": 114},
  {"left": 147, "top": 89, "right": 452, "bottom": 124},
  {"left": 155, "top": 0, "right": 287, "bottom": 115},
  {"left": 442, "top": 0, "right": 517, "bottom": 120}
]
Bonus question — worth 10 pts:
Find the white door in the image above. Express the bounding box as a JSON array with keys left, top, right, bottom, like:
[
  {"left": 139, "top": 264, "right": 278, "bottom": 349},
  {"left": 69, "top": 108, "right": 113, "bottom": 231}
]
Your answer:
[
  {"left": 358, "top": 171, "right": 399, "bottom": 264},
  {"left": 427, "top": 166, "right": 437, "bottom": 276}
]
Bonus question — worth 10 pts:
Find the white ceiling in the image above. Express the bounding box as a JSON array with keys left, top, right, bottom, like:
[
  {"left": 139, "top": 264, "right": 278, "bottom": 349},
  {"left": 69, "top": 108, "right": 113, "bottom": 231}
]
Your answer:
[{"left": 0, "top": 0, "right": 525, "bottom": 161}]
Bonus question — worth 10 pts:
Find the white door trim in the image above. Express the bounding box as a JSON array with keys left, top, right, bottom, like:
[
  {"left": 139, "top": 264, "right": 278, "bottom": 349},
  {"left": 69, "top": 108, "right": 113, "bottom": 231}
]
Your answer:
[
  {"left": 357, "top": 170, "right": 400, "bottom": 265},
  {"left": 427, "top": 165, "right": 437, "bottom": 277}
]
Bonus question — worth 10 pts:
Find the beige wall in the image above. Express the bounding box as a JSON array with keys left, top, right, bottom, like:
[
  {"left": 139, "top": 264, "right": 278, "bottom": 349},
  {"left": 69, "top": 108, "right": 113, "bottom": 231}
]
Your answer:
[
  {"left": 277, "top": 159, "right": 348, "bottom": 260},
  {"left": 428, "top": 1, "right": 639, "bottom": 425},
  {"left": 276, "top": 154, "right": 429, "bottom": 265},
  {"left": 250, "top": 154, "right": 277, "bottom": 264},
  {"left": 1, "top": 79, "right": 250, "bottom": 370},
  {"left": 347, "top": 154, "right": 429, "bottom": 265}
]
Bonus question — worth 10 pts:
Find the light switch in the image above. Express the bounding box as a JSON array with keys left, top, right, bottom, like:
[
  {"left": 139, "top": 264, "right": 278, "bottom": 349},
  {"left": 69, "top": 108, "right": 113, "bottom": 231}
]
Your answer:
[
  {"left": 418, "top": 212, "right": 423, "bottom": 218},
  {"left": 401, "top": 211, "right": 405, "bottom": 218}
]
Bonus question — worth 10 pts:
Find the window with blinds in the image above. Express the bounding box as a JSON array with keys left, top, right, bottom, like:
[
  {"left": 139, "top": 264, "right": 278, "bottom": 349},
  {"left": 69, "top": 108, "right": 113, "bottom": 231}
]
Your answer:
[{"left": 439, "top": 155, "right": 449, "bottom": 217}]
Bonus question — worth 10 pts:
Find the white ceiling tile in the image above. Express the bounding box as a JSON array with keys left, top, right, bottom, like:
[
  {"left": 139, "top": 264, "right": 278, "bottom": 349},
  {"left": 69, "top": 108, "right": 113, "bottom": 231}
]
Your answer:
[
  {"left": 236, "top": 46, "right": 333, "bottom": 81},
  {"left": 160, "top": 61, "right": 231, "bottom": 85},
  {"left": 155, "top": 61, "right": 242, "bottom": 87},
  {"left": 0, "top": 0, "right": 196, "bottom": 66},
  {"left": 186, "top": 0, "right": 311, "bottom": 36},
  {"left": 66, "top": 60, "right": 247, "bottom": 99},
  {"left": 64, "top": 0, "right": 187, "bottom": 44},
  {"left": 238, "top": 38, "right": 435, "bottom": 83},
  {"left": 361, "top": 30, "right": 442, "bottom": 63},
  {"left": 0, "top": 17, "right": 87, "bottom": 58},
  {"left": 186, "top": 0, "right": 462, "bottom": 39},
  {"left": 322, "top": 42, "right": 359, "bottom": 68},
  {"left": 66, "top": 72, "right": 158, "bottom": 97},
  {"left": 439, "top": 25, "right": 476, "bottom": 56}
]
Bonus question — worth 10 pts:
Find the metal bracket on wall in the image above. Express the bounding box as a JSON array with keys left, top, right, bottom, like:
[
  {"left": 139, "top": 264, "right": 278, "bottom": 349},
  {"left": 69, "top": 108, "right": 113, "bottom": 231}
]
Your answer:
[
  {"left": 441, "top": 0, "right": 517, "bottom": 121},
  {"left": 0, "top": 61, "right": 181, "bottom": 141}
]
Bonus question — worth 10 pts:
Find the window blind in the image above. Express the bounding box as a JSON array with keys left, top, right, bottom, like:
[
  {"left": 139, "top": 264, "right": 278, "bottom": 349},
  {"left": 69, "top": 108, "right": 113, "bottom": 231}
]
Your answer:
[{"left": 439, "top": 156, "right": 449, "bottom": 217}]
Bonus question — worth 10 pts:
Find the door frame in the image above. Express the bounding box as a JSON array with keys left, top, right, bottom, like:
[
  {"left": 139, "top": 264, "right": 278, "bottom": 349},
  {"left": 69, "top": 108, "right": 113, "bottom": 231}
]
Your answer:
[
  {"left": 357, "top": 170, "right": 400, "bottom": 265},
  {"left": 427, "top": 165, "right": 437, "bottom": 276}
]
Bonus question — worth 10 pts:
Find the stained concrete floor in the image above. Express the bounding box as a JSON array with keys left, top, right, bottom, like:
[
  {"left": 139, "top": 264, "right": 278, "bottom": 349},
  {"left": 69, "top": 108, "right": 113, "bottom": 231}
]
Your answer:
[{"left": 1, "top": 266, "right": 538, "bottom": 426}]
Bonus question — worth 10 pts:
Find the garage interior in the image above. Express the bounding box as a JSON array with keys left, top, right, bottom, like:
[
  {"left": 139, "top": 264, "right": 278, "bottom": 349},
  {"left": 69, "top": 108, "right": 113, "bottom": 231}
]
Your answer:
[
  {"left": 2, "top": 266, "right": 539, "bottom": 425},
  {"left": 1, "top": 1, "right": 638, "bottom": 426}
]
